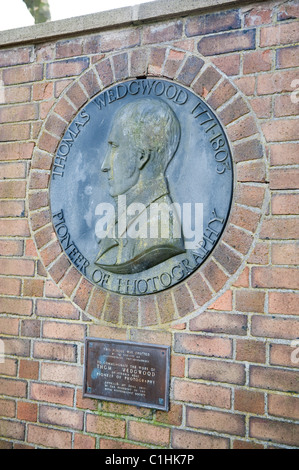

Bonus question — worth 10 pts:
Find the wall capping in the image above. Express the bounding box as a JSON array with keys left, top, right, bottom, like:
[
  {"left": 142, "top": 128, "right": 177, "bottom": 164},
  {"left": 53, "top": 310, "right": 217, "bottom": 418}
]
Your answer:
[{"left": 0, "top": 0, "right": 270, "bottom": 48}]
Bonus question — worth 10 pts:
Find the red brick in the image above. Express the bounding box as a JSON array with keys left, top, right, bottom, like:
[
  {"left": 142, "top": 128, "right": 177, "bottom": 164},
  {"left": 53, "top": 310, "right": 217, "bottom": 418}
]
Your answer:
[
  {"left": 0, "top": 278, "right": 21, "bottom": 296},
  {"left": 100, "top": 28, "right": 140, "bottom": 52},
  {"left": 234, "top": 75, "right": 256, "bottom": 96},
  {"left": 270, "top": 143, "right": 299, "bottom": 166},
  {"left": 21, "top": 319, "right": 41, "bottom": 338},
  {"left": 250, "top": 418, "right": 299, "bottom": 447},
  {"left": 156, "top": 403, "right": 183, "bottom": 426},
  {"left": 233, "top": 266, "right": 249, "bottom": 288},
  {"left": 0, "top": 201, "right": 25, "bottom": 218},
  {"left": 173, "top": 379, "right": 231, "bottom": 409},
  {"left": 243, "top": 49, "right": 272, "bottom": 74},
  {"left": 23, "top": 279, "right": 44, "bottom": 297},
  {"left": 192, "top": 66, "right": 222, "bottom": 98},
  {"left": 0, "top": 317, "right": 19, "bottom": 335},
  {"left": 130, "top": 329, "right": 171, "bottom": 346},
  {"left": 173, "top": 283, "right": 195, "bottom": 318},
  {"left": 250, "top": 96, "right": 272, "bottom": 119},
  {"left": 0, "top": 219, "right": 30, "bottom": 237},
  {"left": 252, "top": 267, "right": 299, "bottom": 289},
  {"left": 222, "top": 224, "right": 253, "bottom": 255},
  {"left": 41, "top": 363, "right": 82, "bottom": 386},
  {"left": 164, "top": 50, "right": 185, "bottom": 79},
  {"left": 59, "top": 266, "right": 81, "bottom": 297},
  {"left": 176, "top": 56, "right": 204, "bottom": 86},
  {"left": 252, "top": 316, "right": 299, "bottom": 340},
  {"left": 186, "top": 9, "right": 240, "bottom": 36},
  {"left": 227, "top": 115, "right": 258, "bottom": 142},
  {"left": 76, "top": 389, "right": 97, "bottom": 411},
  {"left": 270, "top": 343, "right": 299, "bottom": 369},
  {"left": 42, "top": 321, "right": 85, "bottom": 341},
  {"left": 140, "top": 295, "right": 158, "bottom": 327},
  {"left": 212, "top": 54, "right": 240, "bottom": 76},
  {"left": 230, "top": 205, "right": 260, "bottom": 233},
  {"left": 237, "top": 160, "right": 266, "bottom": 183},
  {"left": 73, "top": 278, "right": 93, "bottom": 311},
  {"left": 260, "top": 218, "right": 299, "bottom": 239},
  {"left": 0, "top": 240, "right": 23, "bottom": 256},
  {"left": 3, "top": 64, "right": 43, "bottom": 85},
  {"left": 235, "top": 389, "right": 264, "bottom": 414},
  {"left": 46, "top": 58, "right": 89, "bottom": 79},
  {"left": 0, "top": 47, "right": 32, "bottom": 67},
  {"left": 33, "top": 341, "right": 76, "bottom": 362},
  {"left": 66, "top": 82, "right": 88, "bottom": 109},
  {"left": 36, "top": 299, "right": 79, "bottom": 320},
  {"left": 54, "top": 79, "right": 73, "bottom": 97},
  {"left": 186, "top": 407, "right": 245, "bottom": 436},
  {"left": 274, "top": 95, "right": 299, "bottom": 118},
  {"left": 143, "top": 20, "right": 183, "bottom": 44},
  {"left": 0, "top": 122, "right": 31, "bottom": 142},
  {"left": 30, "top": 382, "right": 74, "bottom": 406},
  {"left": 207, "top": 80, "right": 237, "bottom": 110},
  {"left": 208, "top": 290, "right": 232, "bottom": 311},
  {"left": 244, "top": 7, "right": 273, "bottom": 26},
  {"left": 235, "top": 184, "right": 265, "bottom": 209},
  {"left": 268, "top": 394, "right": 299, "bottom": 420},
  {"left": 257, "top": 70, "right": 298, "bottom": 95},
  {"left": 38, "top": 131, "right": 60, "bottom": 154},
  {"left": 99, "top": 439, "right": 146, "bottom": 450},
  {"left": 0, "top": 258, "right": 34, "bottom": 277},
  {"left": 0, "top": 398, "right": 15, "bottom": 418},
  {"left": 0, "top": 419, "right": 25, "bottom": 440},
  {"left": 56, "top": 39, "right": 82, "bottom": 58},
  {"left": 0, "top": 297, "right": 32, "bottom": 316},
  {"left": 187, "top": 272, "right": 213, "bottom": 306},
  {"left": 0, "top": 103, "right": 38, "bottom": 124},
  {"left": 44, "top": 279, "right": 64, "bottom": 298},
  {"left": 130, "top": 48, "right": 149, "bottom": 78},
  {"left": 86, "top": 414, "right": 126, "bottom": 438},
  {"left": 95, "top": 58, "right": 114, "bottom": 88},
  {"left": 17, "top": 402, "right": 37, "bottom": 422},
  {"left": 235, "top": 289, "right": 265, "bottom": 313},
  {"left": 19, "top": 360, "right": 39, "bottom": 380},
  {"left": 269, "top": 291, "right": 299, "bottom": 315},
  {"left": 128, "top": 421, "right": 169, "bottom": 446},
  {"left": 190, "top": 311, "right": 247, "bottom": 336},
  {"left": 40, "top": 240, "right": 62, "bottom": 267},
  {"left": 74, "top": 434, "right": 96, "bottom": 449},
  {"left": 213, "top": 242, "right": 242, "bottom": 275},
  {"left": 0, "top": 358, "right": 17, "bottom": 377},
  {"left": 250, "top": 365, "right": 298, "bottom": 393},
  {"left": 278, "top": 3, "right": 299, "bottom": 21},
  {"left": 272, "top": 194, "right": 299, "bottom": 215},
  {"left": 277, "top": 44, "right": 299, "bottom": 69},
  {"left": 79, "top": 69, "right": 101, "bottom": 98},
  {"left": 113, "top": 52, "right": 129, "bottom": 81},
  {"left": 48, "top": 254, "right": 71, "bottom": 283},
  {"left": 202, "top": 260, "right": 229, "bottom": 292},
  {"left": 219, "top": 96, "right": 250, "bottom": 126},
  {"left": 155, "top": 290, "right": 176, "bottom": 324},
  {"left": 236, "top": 339, "right": 266, "bottom": 364},
  {"left": 189, "top": 358, "right": 245, "bottom": 385},
  {"left": 174, "top": 333, "right": 232, "bottom": 358},
  {"left": 260, "top": 22, "right": 299, "bottom": 47},
  {"left": 198, "top": 30, "right": 256, "bottom": 56},
  {"left": 28, "top": 424, "right": 72, "bottom": 449},
  {"left": 272, "top": 242, "right": 299, "bottom": 264},
  {"left": 53, "top": 97, "right": 77, "bottom": 122},
  {"left": 102, "top": 401, "right": 151, "bottom": 419},
  {"left": 269, "top": 168, "right": 299, "bottom": 190},
  {"left": 0, "top": 378, "right": 27, "bottom": 397},
  {"left": 262, "top": 119, "right": 299, "bottom": 143},
  {"left": 39, "top": 405, "right": 83, "bottom": 430},
  {"left": 172, "top": 429, "right": 229, "bottom": 449}
]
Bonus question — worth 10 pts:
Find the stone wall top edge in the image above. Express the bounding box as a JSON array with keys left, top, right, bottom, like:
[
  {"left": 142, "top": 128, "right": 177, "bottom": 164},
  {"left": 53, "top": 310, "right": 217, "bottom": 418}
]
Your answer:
[{"left": 0, "top": 0, "right": 270, "bottom": 48}]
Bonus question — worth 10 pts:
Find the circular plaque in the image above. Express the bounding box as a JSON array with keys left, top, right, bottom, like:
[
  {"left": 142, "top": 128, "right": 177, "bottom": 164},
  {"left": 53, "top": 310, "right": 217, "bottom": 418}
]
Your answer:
[{"left": 50, "top": 78, "right": 233, "bottom": 295}]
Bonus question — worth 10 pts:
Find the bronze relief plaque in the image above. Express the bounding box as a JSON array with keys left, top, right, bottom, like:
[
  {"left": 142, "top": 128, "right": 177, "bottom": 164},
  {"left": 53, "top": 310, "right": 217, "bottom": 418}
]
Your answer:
[
  {"left": 50, "top": 78, "right": 233, "bottom": 295},
  {"left": 83, "top": 338, "right": 170, "bottom": 410}
]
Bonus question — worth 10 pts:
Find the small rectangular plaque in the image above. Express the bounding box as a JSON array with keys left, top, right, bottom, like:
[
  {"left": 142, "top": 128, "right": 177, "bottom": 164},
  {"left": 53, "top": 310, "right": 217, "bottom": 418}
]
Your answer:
[{"left": 83, "top": 338, "right": 170, "bottom": 411}]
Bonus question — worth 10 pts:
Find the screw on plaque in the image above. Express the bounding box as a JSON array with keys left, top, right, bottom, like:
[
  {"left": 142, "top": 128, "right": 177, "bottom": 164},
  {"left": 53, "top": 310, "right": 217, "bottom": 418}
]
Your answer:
[
  {"left": 159, "top": 398, "right": 164, "bottom": 405},
  {"left": 87, "top": 387, "right": 92, "bottom": 393}
]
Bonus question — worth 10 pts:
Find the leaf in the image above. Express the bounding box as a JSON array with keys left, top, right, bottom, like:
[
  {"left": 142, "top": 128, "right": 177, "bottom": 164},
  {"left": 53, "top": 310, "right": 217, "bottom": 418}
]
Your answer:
[{"left": 23, "top": 0, "right": 51, "bottom": 24}]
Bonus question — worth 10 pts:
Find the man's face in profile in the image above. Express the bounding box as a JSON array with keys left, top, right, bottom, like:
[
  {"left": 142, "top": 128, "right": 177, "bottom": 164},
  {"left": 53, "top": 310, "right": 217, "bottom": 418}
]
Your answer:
[{"left": 101, "top": 121, "right": 141, "bottom": 197}]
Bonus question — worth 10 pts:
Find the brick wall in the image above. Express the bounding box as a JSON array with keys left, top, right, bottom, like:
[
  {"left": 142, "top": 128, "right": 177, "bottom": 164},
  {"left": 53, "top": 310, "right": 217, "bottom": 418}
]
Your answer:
[{"left": 0, "top": 0, "right": 298, "bottom": 449}]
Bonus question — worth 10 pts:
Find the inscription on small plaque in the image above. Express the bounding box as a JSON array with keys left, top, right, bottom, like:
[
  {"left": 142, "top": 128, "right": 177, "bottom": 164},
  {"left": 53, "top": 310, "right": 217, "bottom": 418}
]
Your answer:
[{"left": 83, "top": 338, "right": 170, "bottom": 410}]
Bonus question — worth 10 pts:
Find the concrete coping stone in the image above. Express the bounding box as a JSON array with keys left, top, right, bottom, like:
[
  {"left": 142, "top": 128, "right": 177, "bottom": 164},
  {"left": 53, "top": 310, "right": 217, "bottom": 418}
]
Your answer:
[{"left": 0, "top": 0, "right": 270, "bottom": 48}]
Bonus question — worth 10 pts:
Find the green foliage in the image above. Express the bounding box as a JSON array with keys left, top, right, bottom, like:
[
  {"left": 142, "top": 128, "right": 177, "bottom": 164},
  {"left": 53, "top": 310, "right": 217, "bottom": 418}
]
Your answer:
[{"left": 23, "top": 0, "right": 51, "bottom": 24}]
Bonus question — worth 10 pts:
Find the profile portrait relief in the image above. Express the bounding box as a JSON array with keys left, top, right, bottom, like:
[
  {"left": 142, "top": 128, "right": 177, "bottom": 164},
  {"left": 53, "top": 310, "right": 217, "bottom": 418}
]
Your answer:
[{"left": 94, "top": 97, "right": 186, "bottom": 275}]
